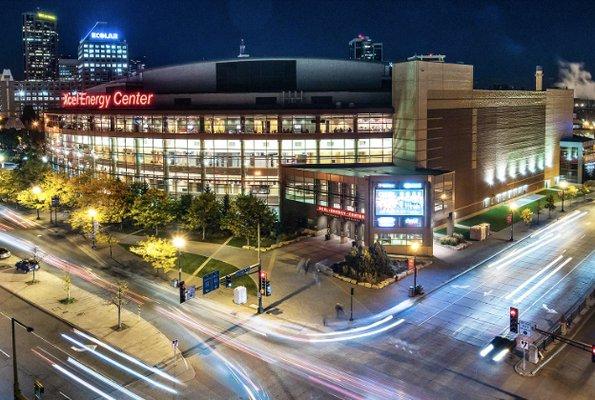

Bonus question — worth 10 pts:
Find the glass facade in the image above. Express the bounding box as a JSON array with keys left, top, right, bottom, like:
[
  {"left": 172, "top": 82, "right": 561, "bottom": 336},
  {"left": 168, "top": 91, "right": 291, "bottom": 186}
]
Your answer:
[{"left": 45, "top": 111, "right": 393, "bottom": 207}]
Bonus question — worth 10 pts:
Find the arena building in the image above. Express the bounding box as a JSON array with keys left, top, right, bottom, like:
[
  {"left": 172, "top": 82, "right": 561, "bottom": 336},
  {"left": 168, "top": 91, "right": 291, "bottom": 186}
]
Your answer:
[{"left": 44, "top": 57, "right": 573, "bottom": 255}]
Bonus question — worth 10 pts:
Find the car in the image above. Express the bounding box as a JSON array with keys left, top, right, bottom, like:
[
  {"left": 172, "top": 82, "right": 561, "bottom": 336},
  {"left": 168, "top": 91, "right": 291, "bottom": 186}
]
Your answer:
[
  {"left": 15, "top": 259, "right": 40, "bottom": 273},
  {"left": 0, "top": 248, "right": 10, "bottom": 259}
]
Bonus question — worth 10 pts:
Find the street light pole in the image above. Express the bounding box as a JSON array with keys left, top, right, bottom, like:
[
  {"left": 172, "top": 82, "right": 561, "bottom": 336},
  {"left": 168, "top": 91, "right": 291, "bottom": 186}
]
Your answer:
[
  {"left": 560, "top": 181, "right": 568, "bottom": 212},
  {"left": 257, "top": 222, "right": 263, "bottom": 315},
  {"left": 12, "top": 317, "right": 34, "bottom": 400},
  {"left": 509, "top": 203, "right": 518, "bottom": 242},
  {"left": 172, "top": 235, "right": 186, "bottom": 286},
  {"left": 349, "top": 287, "right": 354, "bottom": 322}
]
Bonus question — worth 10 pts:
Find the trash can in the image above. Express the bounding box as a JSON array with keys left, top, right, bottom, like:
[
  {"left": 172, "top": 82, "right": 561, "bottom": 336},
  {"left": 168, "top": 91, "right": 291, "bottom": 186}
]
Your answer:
[
  {"left": 408, "top": 286, "right": 416, "bottom": 297},
  {"left": 233, "top": 286, "right": 247, "bottom": 305}
]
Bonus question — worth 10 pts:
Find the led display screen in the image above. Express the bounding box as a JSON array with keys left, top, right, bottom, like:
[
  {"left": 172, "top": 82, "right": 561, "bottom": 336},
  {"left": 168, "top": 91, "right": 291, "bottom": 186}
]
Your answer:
[{"left": 375, "top": 189, "right": 424, "bottom": 216}]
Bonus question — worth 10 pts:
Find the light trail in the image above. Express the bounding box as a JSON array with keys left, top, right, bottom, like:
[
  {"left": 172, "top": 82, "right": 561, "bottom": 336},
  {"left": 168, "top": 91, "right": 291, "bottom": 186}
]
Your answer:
[
  {"left": 61, "top": 334, "right": 178, "bottom": 394},
  {"left": 73, "top": 329, "right": 181, "bottom": 384},
  {"left": 161, "top": 307, "right": 413, "bottom": 400},
  {"left": 68, "top": 357, "right": 146, "bottom": 400},
  {"left": 492, "top": 348, "right": 509, "bottom": 362},
  {"left": 31, "top": 347, "right": 118, "bottom": 400},
  {"left": 479, "top": 344, "right": 494, "bottom": 357},
  {"left": 504, "top": 255, "right": 564, "bottom": 300},
  {"left": 53, "top": 364, "right": 118, "bottom": 400},
  {"left": 513, "top": 257, "right": 573, "bottom": 304},
  {"left": 530, "top": 210, "right": 584, "bottom": 238}
]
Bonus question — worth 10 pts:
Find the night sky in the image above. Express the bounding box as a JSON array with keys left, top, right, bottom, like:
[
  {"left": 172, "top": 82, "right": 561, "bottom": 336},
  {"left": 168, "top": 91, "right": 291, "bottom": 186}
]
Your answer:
[{"left": 1, "top": 0, "right": 593, "bottom": 89}]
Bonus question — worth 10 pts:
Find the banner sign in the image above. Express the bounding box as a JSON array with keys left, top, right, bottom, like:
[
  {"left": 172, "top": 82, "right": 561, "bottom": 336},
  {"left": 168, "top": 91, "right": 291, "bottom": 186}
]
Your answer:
[{"left": 316, "top": 205, "right": 365, "bottom": 221}]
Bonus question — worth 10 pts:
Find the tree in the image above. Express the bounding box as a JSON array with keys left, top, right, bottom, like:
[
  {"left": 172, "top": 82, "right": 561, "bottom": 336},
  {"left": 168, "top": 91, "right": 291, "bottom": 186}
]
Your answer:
[
  {"left": 129, "top": 188, "right": 175, "bottom": 235},
  {"left": 579, "top": 184, "right": 591, "bottom": 200},
  {"left": 545, "top": 194, "right": 556, "bottom": 218},
  {"left": 520, "top": 208, "right": 534, "bottom": 225},
  {"left": 176, "top": 193, "right": 193, "bottom": 220},
  {"left": 111, "top": 280, "right": 128, "bottom": 330},
  {"left": 72, "top": 173, "right": 129, "bottom": 225},
  {"left": 183, "top": 189, "right": 222, "bottom": 240},
  {"left": 60, "top": 274, "right": 75, "bottom": 304},
  {"left": 13, "top": 158, "right": 50, "bottom": 189},
  {"left": 535, "top": 201, "right": 543, "bottom": 224},
  {"left": 0, "top": 170, "right": 18, "bottom": 201},
  {"left": 40, "top": 171, "right": 76, "bottom": 209},
  {"left": 221, "top": 194, "right": 277, "bottom": 246},
  {"left": 130, "top": 237, "right": 177, "bottom": 272},
  {"left": 222, "top": 193, "right": 231, "bottom": 216},
  {"left": 567, "top": 185, "right": 579, "bottom": 205},
  {"left": 16, "top": 187, "right": 46, "bottom": 214}
]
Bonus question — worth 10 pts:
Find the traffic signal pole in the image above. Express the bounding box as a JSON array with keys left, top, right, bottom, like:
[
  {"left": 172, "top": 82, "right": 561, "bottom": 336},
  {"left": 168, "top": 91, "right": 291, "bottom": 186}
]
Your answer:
[{"left": 257, "top": 222, "right": 264, "bottom": 314}]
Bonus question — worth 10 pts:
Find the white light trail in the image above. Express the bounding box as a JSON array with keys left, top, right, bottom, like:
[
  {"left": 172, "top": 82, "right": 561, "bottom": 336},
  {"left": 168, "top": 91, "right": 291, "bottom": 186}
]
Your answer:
[
  {"left": 304, "top": 315, "right": 394, "bottom": 337},
  {"left": 73, "top": 329, "right": 180, "bottom": 384},
  {"left": 492, "top": 348, "right": 509, "bottom": 362},
  {"left": 504, "top": 255, "right": 564, "bottom": 300},
  {"left": 513, "top": 257, "right": 573, "bottom": 304},
  {"left": 530, "top": 210, "right": 585, "bottom": 238},
  {"left": 491, "top": 234, "right": 558, "bottom": 270},
  {"left": 61, "top": 334, "right": 177, "bottom": 394},
  {"left": 68, "top": 357, "right": 146, "bottom": 400},
  {"left": 53, "top": 364, "right": 117, "bottom": 400},
  {"left": 479, "top": 344, "right": 494, "bottom": 357}
]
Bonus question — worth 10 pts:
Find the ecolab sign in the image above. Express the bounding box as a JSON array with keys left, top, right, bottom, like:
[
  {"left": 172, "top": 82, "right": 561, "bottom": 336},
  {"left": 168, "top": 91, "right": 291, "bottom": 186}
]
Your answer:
[
  {"left": 91, "top": 32, "right": 119, "bottom": 40},
  {"left": 61, "top": 91, "right": 155, "bottom": 109}
]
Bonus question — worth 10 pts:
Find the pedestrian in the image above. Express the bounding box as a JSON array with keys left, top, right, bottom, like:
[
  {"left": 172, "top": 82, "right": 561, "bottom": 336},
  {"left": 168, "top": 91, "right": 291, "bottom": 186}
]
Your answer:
[
  {"left": 304, "top": 258, "right": 311, "bottom": 274},
  {"left": 335, "top": 303, "right": 344, "bottom": 319}
]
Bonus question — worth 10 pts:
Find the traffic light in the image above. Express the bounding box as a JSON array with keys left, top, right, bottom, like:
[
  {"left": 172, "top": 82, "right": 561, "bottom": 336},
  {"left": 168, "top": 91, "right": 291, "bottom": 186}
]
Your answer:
[
  {"left": 225, "top": 275, "right": 232, "bottom": 288},
  {"left": 260, "top": 272, "right": 267, "bottom": 294},
  {"left": 34, "top": 379, "right": 44, "bottom": 399},
  {"left": 509, "top": 307, "right": 519, "bottom": 334},
  {"left": 592, "top": 344, "right": 595, "bottom": 363},
  {"left": 265, "top": 277, "right": 271, "bottom": 297},
  {"left": 179, "top": 280, "right": 186, "bottom": 304}
]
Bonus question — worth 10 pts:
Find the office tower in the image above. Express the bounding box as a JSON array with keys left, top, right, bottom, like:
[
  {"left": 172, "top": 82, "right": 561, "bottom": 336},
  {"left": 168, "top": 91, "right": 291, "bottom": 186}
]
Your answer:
[
  {"left": 22, "top": 11, "right": 59, "bottom": 81},
  {"left": 349, "top": 34, "right": 382, "bottom": 62},
  {"left": 78, "top": 22, "right": 128, "bottom": 87}
]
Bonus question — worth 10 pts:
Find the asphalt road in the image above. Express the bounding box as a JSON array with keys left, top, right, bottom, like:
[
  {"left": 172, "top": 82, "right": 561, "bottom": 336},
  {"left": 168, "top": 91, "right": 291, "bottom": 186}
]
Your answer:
[{"left": 0, "top": 202, "right": 592, "bottom": 399}]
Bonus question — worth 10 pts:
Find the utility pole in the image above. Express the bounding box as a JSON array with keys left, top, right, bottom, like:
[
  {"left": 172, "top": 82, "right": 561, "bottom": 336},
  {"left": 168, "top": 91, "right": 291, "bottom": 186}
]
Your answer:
[
  {"left": 257, "top": 222, "right": 263, "bottom": 314},
  {"left": 349, "top": 287, "right": 354, "bottom": 322},
  {"left": 12, "top": 318, "right": 34, "bottom": 400}
]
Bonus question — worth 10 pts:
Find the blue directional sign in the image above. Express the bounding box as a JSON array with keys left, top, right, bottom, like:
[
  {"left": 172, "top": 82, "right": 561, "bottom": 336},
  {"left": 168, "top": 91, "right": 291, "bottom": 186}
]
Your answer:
[
  {"left": 202, "top": 270, "right": 220, "bottom": 295},
  {"left": 187, "top": 285, "right": 196, "bottom": 299}
]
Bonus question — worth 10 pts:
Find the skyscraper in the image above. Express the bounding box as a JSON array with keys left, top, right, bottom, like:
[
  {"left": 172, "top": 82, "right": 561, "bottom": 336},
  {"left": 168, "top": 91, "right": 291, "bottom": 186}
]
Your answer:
[
  {"left": 58, "top": 58, "right": 79, "bottom": 82},
  {"left": 78, "top": 22, "right": 128, "bottom": 87},
  {"left": 349, "top": 34, "right": 383, "bottom": 62},
  {"left": 22, "top": 11, "right": 59, "bottom": 81}
]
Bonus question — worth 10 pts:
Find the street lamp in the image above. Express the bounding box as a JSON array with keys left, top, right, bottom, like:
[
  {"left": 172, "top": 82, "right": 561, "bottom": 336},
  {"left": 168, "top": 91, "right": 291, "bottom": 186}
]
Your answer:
[
  {"left": 11, "top": 317, "right": 34, "bottom": 400},
  {"left": 410, "top": 242, "right": 421, "bottom": 296},
  {"left": 31, "top": 185, "right": 42, "bottom": 220},
  {"left": 172, "top": 235, "right": 186, "bottom": 283},
  {"left": 440, "top": 193, "right": 448, "bottom": 211},
  {"left": 509, "top": 203, "right": 518, "bottom": 241},
  {"left": 559, "top": 180, "right": 568, "bottom": 212},
  {"left": 87, "top": 208, "right": 98, "bottom": 249}
]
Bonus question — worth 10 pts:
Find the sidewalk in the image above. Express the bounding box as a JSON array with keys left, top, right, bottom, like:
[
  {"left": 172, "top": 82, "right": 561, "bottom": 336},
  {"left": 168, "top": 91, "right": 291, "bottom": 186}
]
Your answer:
[{"left": 0, "top": 264, "right": 175, "bottom": 367}]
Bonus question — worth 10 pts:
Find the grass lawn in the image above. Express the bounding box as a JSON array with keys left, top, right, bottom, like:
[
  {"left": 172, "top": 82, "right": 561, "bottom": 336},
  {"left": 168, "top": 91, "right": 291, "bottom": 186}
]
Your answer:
[
  {"left": 457, "top": 196, "right": 547, "bottom": 232},
  {"left": 537, "top": 189, "right": 560, "bottom": 202},
  {"left": 119, "top": 243, "right": 257, "bottom": 295}
]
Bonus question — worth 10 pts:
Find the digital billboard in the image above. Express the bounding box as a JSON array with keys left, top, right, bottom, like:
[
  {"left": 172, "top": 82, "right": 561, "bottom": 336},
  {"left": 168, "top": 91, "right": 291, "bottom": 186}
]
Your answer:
[{"left": 375, "top": 188, "right": 424, "bottom": 216}]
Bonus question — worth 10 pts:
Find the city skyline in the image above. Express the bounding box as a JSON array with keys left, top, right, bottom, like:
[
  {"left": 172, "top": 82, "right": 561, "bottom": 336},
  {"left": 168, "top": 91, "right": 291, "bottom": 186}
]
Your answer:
[{"left": 0, "top": 0, "right": 593, "bottom": 89}]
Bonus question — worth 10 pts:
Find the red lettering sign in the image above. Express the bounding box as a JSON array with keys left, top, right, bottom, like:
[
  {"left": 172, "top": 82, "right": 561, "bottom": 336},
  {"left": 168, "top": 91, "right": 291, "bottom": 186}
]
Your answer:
[
  {"left": 316, "top": 205, "right": 365, "bottom": 221},
  {"left": 61, "top": 91, "right": 155, "bottom": 109}
]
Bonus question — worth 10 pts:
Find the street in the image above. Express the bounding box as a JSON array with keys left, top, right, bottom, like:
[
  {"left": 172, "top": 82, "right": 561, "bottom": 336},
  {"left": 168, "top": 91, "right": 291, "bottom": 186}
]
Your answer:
[{"left": 0, "top": 201, "right": 593, "bottom": 399}]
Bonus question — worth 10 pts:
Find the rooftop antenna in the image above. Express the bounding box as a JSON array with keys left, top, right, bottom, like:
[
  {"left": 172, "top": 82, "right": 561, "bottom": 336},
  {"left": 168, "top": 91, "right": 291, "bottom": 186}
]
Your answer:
[{"left": 238, "top": 38, "right": 249, "bottom": 58}]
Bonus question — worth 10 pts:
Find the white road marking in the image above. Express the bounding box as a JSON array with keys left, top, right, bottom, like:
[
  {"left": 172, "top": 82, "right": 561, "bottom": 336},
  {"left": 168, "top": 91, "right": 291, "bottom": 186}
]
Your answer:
[
  {"left": 504, "top": 255, "right": 564, "bottom": 300},
  {"left": 0, "top": 348, "right": 10, "bottom": 358}
]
